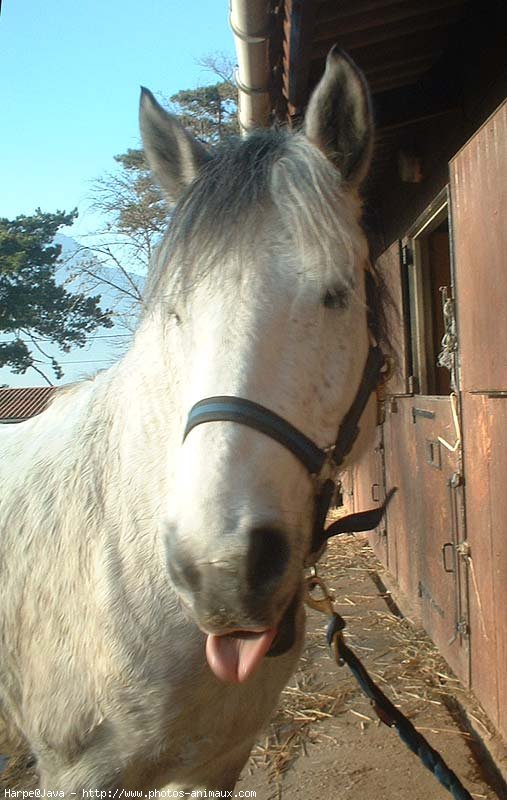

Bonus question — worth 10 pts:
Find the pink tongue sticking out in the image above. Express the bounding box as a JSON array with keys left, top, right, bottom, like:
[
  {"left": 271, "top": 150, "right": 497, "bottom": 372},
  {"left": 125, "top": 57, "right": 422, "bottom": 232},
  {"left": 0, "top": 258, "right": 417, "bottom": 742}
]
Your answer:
[{"left": 206, "top": 628, "right": 278, "bottom": 683}]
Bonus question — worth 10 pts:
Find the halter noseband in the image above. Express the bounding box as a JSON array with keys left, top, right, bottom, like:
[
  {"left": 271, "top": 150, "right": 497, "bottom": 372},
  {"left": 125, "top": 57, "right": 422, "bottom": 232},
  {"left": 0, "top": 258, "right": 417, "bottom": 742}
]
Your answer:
[{"left": 183, "top": 340, "right": 394, "bottom": 559}]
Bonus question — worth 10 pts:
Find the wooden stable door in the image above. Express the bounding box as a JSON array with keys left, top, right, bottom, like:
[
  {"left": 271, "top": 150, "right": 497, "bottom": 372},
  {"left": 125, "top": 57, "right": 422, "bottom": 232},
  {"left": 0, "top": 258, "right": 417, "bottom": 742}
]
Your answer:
[
  {"left": 451, "top": 100, "right": 507, "bottom": 739},
  {"left": 365, "top": 216, "right": 470, "bottom": 684},
  {"left": 410, "top": 397, "right": 468, "bottom": 683},
  {"left": 403, "top": 194, "right": 469, "bottom": 684},
  {"left": 381, "top": 393, "right": 469, "bottom": 684},
  {"left": 353, "top": 243, "right": 408, "bottom": 572}
]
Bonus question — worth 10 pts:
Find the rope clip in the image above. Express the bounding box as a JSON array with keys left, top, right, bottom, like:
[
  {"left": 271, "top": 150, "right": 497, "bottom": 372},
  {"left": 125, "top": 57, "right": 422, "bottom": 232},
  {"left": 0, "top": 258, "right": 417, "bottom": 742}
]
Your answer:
[{"left": 304, "top": 572, "right": 346, "bottom": 666}]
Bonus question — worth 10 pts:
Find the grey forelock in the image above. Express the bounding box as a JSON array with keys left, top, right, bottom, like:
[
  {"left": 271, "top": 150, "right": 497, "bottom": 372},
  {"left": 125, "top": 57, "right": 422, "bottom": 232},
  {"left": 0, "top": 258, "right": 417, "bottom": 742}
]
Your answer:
[{"left": 143, "top": 127, "right": 365, "bottom": 310}]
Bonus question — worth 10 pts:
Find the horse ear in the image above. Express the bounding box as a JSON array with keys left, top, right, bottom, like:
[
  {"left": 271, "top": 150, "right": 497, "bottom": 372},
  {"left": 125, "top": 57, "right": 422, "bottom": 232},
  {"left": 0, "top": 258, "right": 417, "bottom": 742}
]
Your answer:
[
  {"left": 304, "top": 47, "right": 373, "bottom": 186},
  {"left": 139, "top": 87, "right": 212, "bottom": 201}
]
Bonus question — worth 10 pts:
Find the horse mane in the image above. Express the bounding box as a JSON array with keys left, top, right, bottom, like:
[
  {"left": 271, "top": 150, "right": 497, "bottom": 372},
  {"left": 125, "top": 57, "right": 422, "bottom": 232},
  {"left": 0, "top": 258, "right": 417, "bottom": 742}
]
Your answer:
[{"left": 142, "top": 129, "right": 368, "bottom": 311}]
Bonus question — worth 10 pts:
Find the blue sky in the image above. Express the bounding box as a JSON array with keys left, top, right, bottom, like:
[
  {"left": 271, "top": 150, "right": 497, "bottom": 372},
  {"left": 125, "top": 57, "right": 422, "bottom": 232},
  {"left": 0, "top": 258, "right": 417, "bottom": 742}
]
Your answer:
[
  {"left": 0, "top": 0, "right": 236, "bottom": 388},
  {"left": 1, "top": 0, "right": 235, "bottom": 239}
]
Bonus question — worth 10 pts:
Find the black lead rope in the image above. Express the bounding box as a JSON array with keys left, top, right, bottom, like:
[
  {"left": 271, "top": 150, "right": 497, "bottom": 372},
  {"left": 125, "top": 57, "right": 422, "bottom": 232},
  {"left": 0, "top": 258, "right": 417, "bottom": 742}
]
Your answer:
[
  {"left": 307, "top": 497, "right": 473, "bottom": 800},
  {"left": 306, "top": 543, "right": 473, "bottom": 800},
  {"left": 326, "top": 613, "right": 473, "bottom": 800}
]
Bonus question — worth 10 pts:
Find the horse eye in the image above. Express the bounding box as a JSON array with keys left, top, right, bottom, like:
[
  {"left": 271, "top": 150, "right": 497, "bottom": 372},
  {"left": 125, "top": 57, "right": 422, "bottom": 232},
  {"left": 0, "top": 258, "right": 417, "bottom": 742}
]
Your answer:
[{"left": 323, "top": 287, "right": 349, "bottom": 310}]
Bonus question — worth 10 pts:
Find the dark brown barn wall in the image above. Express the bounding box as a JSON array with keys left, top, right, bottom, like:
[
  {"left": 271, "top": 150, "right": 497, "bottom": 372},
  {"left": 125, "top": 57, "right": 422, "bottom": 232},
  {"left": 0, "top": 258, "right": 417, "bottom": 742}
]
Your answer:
[{"left": 367, "top": 2, "right": 506, "bottom": 256}]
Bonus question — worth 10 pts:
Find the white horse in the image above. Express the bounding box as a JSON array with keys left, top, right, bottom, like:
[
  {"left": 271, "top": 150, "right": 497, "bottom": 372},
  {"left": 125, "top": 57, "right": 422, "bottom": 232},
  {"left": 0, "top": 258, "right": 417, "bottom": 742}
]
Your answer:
[{"left": 0, "top": 48, "right": 374, "bottom": 794}]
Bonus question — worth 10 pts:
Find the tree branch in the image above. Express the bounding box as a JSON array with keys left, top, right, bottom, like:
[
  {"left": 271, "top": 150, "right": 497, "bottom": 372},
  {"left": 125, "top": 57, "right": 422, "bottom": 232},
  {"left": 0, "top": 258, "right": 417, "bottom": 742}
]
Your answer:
[{"left": 29, "top": 362, "right": 54, "bottom": 386}]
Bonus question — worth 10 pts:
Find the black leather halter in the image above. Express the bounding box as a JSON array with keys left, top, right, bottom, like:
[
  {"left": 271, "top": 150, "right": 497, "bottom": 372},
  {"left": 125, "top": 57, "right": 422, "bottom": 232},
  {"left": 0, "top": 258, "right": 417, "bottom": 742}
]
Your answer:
[
  {"left": 184, "top": 344, "right": 383, "bottom": 473},
  {"left": 183, "top": 331, "right": 394, "bottom": 559}
]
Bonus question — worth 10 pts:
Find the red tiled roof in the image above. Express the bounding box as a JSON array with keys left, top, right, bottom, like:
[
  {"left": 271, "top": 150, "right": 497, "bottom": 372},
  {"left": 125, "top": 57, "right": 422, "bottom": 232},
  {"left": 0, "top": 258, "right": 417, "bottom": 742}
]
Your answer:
[{"left": 0, "top": 387, "right": 57, "bottom": 422}]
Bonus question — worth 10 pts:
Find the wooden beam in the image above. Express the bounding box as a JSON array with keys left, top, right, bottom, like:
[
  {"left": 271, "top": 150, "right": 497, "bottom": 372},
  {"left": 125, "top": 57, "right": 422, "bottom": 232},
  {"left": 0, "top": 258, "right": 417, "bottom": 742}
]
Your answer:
[
  {"left": 372, "top": 83, "right": 458, "bottom": 131},
  {"left": 311, "top": 6, "right": 462, "bottom": 55},
  {"left": 283, "top": 0, "right": 318, "bottom": 117},
  {"left": 315, "top": 0, "right": 464, "bottom": 35}
]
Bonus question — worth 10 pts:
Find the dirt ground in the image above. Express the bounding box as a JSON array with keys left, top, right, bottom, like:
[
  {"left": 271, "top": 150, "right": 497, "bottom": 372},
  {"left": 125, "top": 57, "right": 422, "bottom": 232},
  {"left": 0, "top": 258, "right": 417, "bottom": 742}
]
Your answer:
[
  {"left": 238, "top": 536, "right": 506, "bottom": 800},
  {"left": 1, "top": 535, "right": 506, "bottom": 799}
]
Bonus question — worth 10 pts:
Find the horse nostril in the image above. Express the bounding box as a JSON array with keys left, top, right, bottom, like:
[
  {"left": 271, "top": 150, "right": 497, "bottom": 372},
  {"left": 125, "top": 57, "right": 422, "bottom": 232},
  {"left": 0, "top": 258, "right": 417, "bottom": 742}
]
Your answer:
[
  {"left": 165, "top": 530, "right": 201, "bottom": 592},
  {"left": 171, "top": 556, "right": 201, "bottom": 592},
  {"left": 246, "top": 526, "right": 289, "bottom": 592}
]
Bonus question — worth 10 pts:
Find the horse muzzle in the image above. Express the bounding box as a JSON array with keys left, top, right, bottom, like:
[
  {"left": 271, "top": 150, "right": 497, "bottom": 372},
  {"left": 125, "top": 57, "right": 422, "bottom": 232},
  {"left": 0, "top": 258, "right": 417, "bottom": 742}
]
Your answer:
[
  {"left": 165, "top": 522, "right": 303, "bottom": 681},
  {"left": 166, "top": 522, "right": 292, "bottom": 617}
]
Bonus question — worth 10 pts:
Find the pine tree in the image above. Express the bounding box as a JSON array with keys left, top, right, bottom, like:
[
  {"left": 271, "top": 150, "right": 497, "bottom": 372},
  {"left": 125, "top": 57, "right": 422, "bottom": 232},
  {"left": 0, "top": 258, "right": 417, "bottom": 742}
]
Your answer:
[
  {"left": 0, "top": 209, "right": 113, "bottom": 381},
  {"left": 84, "top": 57, "right": 239, "bottom": 314}
]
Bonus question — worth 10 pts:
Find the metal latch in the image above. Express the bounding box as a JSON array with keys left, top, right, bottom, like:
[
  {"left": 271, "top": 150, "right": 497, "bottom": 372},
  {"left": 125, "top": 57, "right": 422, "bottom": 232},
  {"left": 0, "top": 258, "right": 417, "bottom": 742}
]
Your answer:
[
  {"left": 456, "top": 619, "right": 470, "bottom": 639},
  {"left": 442, "top": 542, "right": 455, "bottom": 573},
  {"left": 449, "top": 471, "right": 463, "bottom": 489},
  {"left": 456, "top": 540, "right": 471, "bottom": 559},
  {"left": 442, "top": 540, "right": 470, "bottom": 573}
]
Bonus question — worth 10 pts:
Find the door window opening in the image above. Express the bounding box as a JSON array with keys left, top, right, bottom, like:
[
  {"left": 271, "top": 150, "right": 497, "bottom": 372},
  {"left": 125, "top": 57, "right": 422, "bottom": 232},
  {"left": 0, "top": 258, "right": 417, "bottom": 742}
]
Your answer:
[{"left": 407, "top": 194, "right": 453, "bottom": 396}]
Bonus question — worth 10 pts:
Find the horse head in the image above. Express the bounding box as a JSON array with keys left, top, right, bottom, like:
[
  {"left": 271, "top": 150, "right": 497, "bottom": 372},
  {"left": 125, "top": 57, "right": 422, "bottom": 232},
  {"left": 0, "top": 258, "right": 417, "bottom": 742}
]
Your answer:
[{"left": 139, "top": 48, "right": 374, "bottom": 684}]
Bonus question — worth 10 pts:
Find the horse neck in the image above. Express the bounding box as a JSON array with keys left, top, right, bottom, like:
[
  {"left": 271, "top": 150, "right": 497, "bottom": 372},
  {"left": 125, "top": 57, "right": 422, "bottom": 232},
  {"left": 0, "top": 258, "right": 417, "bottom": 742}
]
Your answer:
[{"left": 105, "top": 310, "right": 182, "bottom": 496}]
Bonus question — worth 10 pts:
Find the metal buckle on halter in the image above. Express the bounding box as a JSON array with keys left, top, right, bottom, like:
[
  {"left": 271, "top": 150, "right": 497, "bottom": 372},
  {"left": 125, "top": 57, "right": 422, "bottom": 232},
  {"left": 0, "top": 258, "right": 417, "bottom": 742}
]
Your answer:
[{"left": 312, "top": 443, "right": 338, "bottom": 490}]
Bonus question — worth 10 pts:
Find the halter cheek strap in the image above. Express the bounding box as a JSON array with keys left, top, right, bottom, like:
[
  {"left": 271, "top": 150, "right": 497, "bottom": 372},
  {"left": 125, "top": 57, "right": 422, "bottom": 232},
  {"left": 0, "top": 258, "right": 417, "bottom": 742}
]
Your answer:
[{"left": 183, "top": 343, "right": 394, "bottom": 557}]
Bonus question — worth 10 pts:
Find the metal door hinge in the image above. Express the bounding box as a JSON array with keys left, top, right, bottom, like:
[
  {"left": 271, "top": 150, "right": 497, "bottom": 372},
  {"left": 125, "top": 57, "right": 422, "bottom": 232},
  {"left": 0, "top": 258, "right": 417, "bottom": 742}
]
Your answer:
[
  {"left": 401, "top": 244, "right": 413, "bottom": 267},
  {"left": 449, "top": 472, "right": 463, "bottom": 489},
  {"left": 470, "top": 390, "right": 507, "bottom": 398},
  {"left": 408, "top": 375, "right": 419, "bottom": 394},
  {"left": 449, "top": 616, "right": 470, "bottom": 645},
  {"left": 412, "top": 406, "right": 435, "bottom": 423}
]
